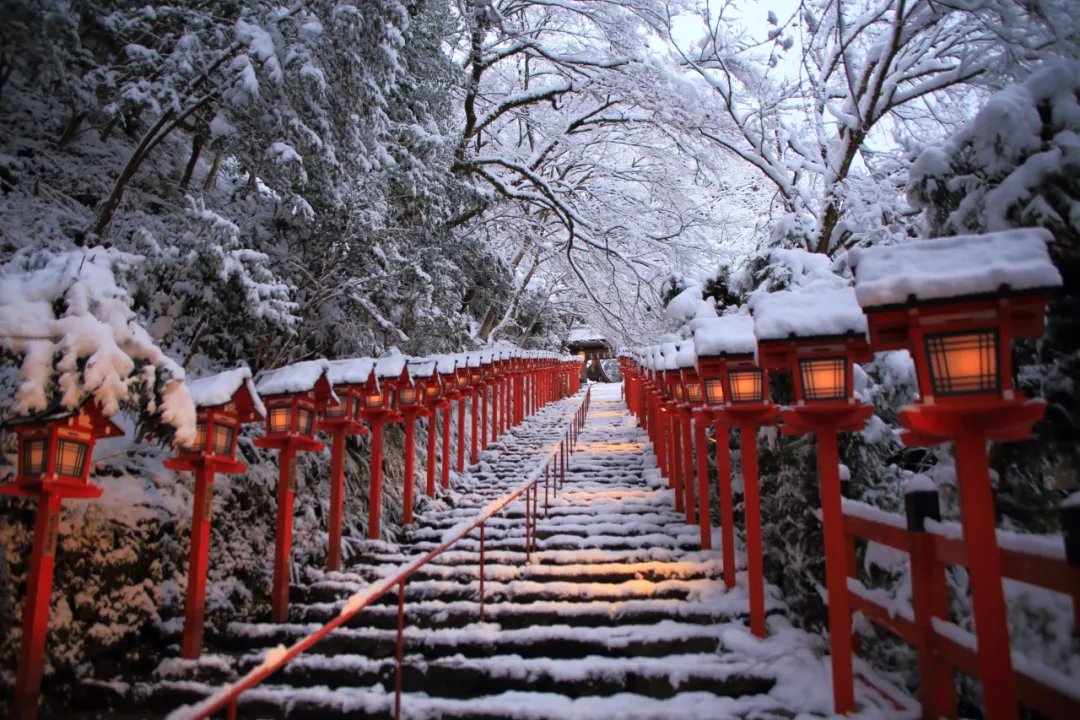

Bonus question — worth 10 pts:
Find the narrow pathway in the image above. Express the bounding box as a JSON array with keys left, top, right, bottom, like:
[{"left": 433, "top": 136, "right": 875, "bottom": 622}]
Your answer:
[{"left": 123, "top": 384, "right": 908, "bottom": 718}]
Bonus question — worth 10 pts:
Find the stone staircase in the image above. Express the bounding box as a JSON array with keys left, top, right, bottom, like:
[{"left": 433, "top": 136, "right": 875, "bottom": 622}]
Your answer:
[{"left": 77, "top": 384, "right": 903, "bottom": 719}]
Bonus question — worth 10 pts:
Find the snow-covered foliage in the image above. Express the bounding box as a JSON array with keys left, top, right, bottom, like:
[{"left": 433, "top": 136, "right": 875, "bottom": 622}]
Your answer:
[{"left": 0, "top": 247, "right": 195, "bottom": 444}]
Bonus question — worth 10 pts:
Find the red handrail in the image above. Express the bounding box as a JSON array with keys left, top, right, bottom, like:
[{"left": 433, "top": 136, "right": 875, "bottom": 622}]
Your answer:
[{"left": 168, "top": 386, "right": 591, "bottom": 720}]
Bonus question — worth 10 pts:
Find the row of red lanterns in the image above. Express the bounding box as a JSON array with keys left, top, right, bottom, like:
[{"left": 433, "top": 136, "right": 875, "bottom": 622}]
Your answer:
[
  {"left": 1, "top": 348, "right": 582, "bottom": 720},
  {"left": 621, "top": 231, "right": 1063, "bottom": 718}
]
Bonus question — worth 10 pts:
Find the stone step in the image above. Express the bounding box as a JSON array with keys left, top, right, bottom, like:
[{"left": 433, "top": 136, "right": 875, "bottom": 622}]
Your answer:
[
  {"left": 288, "top": 597, "right": 752, "bottom": 631},
  {"left": 218, "top": 620, "right": 726, "bottom": 662}
]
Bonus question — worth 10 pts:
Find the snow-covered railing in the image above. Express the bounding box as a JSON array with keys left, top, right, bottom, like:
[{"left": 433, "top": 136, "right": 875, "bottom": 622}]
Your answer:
[
  {"left": 840, "top": 493, "right": 1080, "bottom": 719},
  {"left": 167, "top": 386, "right": 592, "bottom": 720}
]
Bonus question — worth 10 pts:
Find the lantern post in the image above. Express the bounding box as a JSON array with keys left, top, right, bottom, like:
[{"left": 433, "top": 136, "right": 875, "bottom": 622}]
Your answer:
[
  {"left": 453, "top": 357, "right": 470, "bottom": 473},
  {"left": 850, "top": 230, "right": 1063, "bottom": 720},
  {"left": 165, "top": 369, "right": 263, "bottom": 658},
  {"left": 479, "top": 355, "right": 492, "bottom": 449},
  {"left": 751, "top": 287, "right": 872, "bottom": 713},
  {"left": 468, "top": 354, "right": 483, "bottom": 464},
  {"left": 659, "top": 344, "right": 684, "bottom": 513},
  {"left": 361, "top": 356, "right": 409, "bottom": 540},
  {"left": 694, "top": 315, "right": 778, "bottom": 636},
  {"left": 399, "top": 361, "right": 431, "bottom": 523},
  {"left": 317, "top": 359, "right": 374, "bottom": 572},
  {"left": 254, "top": 360, "right": 334, "bottom": 623},
  {"left": 513, "top": 355, "right": 525, "bottom": 425},
  {"left": 675, "top": 341, "right": 701, "bottom": 526},
  {"left": 490, "top": 354, "right": 502, "bottom": 441},
  {"left": 2, "top": 401, "right": 123, "bottom": 720}
]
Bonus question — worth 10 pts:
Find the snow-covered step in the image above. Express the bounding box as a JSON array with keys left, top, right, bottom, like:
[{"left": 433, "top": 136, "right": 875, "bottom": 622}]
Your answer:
[{"left": 288, "top": 597, "right": 771, "bottom": 632}]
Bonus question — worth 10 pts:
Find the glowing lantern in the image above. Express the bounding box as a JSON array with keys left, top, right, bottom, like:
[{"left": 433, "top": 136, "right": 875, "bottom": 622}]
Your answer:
[
  {"left": 693, "top": 314, "right": 778, "bottom": 639},
  {"left": 254, "top": 359, "right": 334, "bottom": 623},
  {"left": 850, "top": 230, "right": 1064, "bottom": 719},
  {"left": 165, "top": 368, "right": 263, "bottom": 659},
  {"left": 2, "top": 400, "right": 123, "bottom": 720},
  {"left": 750, "top": 286, "right": 871, "bottom": 713}
]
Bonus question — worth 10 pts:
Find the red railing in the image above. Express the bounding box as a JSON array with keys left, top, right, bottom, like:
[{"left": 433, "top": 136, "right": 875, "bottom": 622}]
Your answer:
[
  {"left": 168, "top": 386, "right": 592, "bottom": 720},
  {"left": 840, "top": 494, "right": 1080, "bottom": 719}
]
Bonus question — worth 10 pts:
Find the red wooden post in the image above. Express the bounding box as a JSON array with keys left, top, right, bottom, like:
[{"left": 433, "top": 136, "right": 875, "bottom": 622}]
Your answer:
[
  {"left": 954, "top": 433, "right": 1016, "bottom": 720},
  {"left": 272, "top": 446, "right": 297, "bottom": 623},
  {"left": 470, "top": 392, "right": 479, "bottom": 465},
  {"left": 544, "top": 465, "right": 550, "bottom": 515},
  {"left": 715, "top": 420, "right": 735, "bottom": 589},
  {"left": 12, "top": 493, "right": 61, "bottom": 720},
  {"left": 402, "top": 415, "right": 416, "bottom": 524},
  {"left": 907, "top": 488, "right": 958, "bottom": 720},
  {"left": 694, "top": 409, "right": 711, "bottom": 549},
  {"left": 681, "top": 409, "right": 695, "bottom": 525},
  {"left": 741, "top": 424, "right": 766, "bottom": 638},
  {"left": 514, "top": 371, "right": 524, "bottom": 425},
  {"left": 327, "top": 426, "right": 349, "bottom": 569},
  {"left": 457, "top": 394, "right": 466, "bottom": 473},
  {"left": 441, "top": 403, "right": 452, "bottom": 489},
  {"left": 426, "top": 413, "right": 437, "bottom": 497},
  {"left": 182, "top": 467, "right": 216, "bottom": 657},
  {"left": 394, "top": 580, "right": 406, "bottom": 720},
  {"left": 367, "top": 420, "right": 385, "bottom": 540},
  {"left": 493, "top": 376, "right": 501, "bottom": 438},
  {"left": 670, "top": 412, "right": 684, "bottom": 513},
  {"left": 816, "top": 428, "right": 856, "bottom": 713},
  {"left": 524, "top": 484, "right": 532, "bottom": 563},
  {"left": 480, "top": 384, "right": 489, "bottom": 450}
]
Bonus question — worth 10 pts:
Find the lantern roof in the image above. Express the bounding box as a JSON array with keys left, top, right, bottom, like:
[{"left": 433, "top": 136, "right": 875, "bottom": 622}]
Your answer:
[
  {"left": 659, "top": 342, "right": 679, "bottom": 371},
  {"left": 327, "top": 358, "right": 375, "bottom": 386},
  {"left": 675, "top": 340, "right": 696, "bottom": 369},
  {"left": 186, "top": 367, "right": 265, "bottom": 421},
  {"left": 3, "top": 398, "right": 124, "bottom": 438},
  {"left": 256, "top": 358, "right": 334, "bottom": 398},
  {"left": 407, "top": 358, "right": 438, "bottom": 379},
  {"left": 692, "top": 314, "right": 757, "bottom": 357},
  {"left": 374, "top": 351, "right": 408, "bottom": 380},
  {"left": 750, "top": 285, "right": 868, "bottom": 342},
  {"left": 849, "top": 229, "right": 1063, "bottom": 310}
]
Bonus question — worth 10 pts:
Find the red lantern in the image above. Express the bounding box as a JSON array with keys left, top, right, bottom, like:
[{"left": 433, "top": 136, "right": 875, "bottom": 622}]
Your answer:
[
  {"left": 254, "top": 359, "right": 334, "bottom": 623},
  {"left": 316, "top": 359, "right": 375, "bottom": 573},
  {"left": 164, "top": 368, "right": 263, "bottom": 659},
  {"left": 751, "top": 286, "right": 871, "bottom": 713},
  {"left": 360, "top": 356, "right": 410, "bottom": 540},
  {"left": 2, "top": 400, "right": 122, "bottom": 720},
  {"left": 851, "top": 230, "right": 1063, "bottom": 720},
  {"left": 693, "top": 314, "right": 778, "bottom": 638}
]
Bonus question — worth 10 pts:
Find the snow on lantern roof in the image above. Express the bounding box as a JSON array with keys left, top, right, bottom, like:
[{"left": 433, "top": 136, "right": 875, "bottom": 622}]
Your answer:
[
  {"left": 693, "top": 314, "right": 757, "bottom": 357},
  {"left": 327, "top": 358, "right": 375, "bottom": 386},
  {"left": 849, "top": 229, "right": 1063, "bottom": 309},
  {"left": 374, "top": 351, "right": 408, "bottom": 380},
  {"left": 434, "top": 355, "right": 458, "bottom": 375},
  {"left": 659, "top": 342, "right": 679, "bottom": 371},
  {"left": 186, "top": 367, "right": 266, "bottom": 419},
  {"left": 750, "top": 285, "right": 868, "bottom": 341},
  {"left": 256, "top": 359, "right": 332, "bottom": 397},
  {"left": 675, "top": 340, "right": 696, "bottom": 369},
  {"left": 407, "top": 358, "right": 438, "bottom": 379}
]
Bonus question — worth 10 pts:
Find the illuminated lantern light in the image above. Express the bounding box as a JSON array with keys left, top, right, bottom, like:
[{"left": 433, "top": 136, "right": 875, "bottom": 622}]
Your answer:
[
  {"left": 254, "top": 359, "right": 334, "bottom": 623},
  {"left": 693, "top": 313, "right": 778, "bottom": 639},
  {"left": 851, "top": 230, "right": 1063, "bottom": 720},
  {"left": 165, "top": 368, "right": 263, "bottom": 659},
  {"left": 749, "top": 284, "right": 872, "bottom": 713},
  {"left": 402, "top": 359, "right": 440, "bottom": 524},
  {"left": 2, "top": 400, "right": 123, "bottom": 719},
  {"left": 319, "top": 358, "right": 376, "bottom": 573}
]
